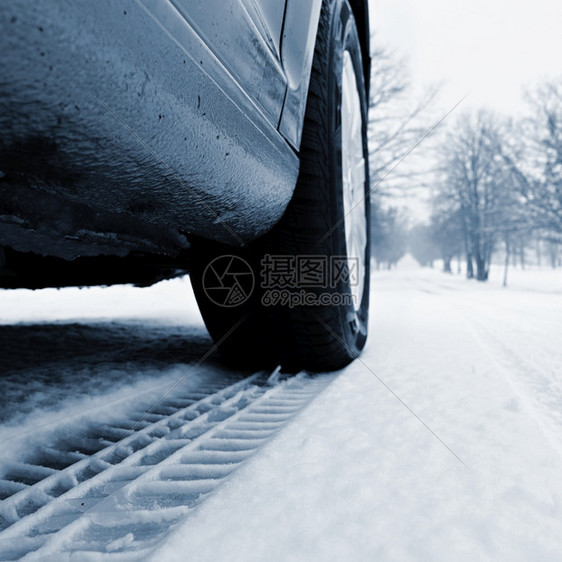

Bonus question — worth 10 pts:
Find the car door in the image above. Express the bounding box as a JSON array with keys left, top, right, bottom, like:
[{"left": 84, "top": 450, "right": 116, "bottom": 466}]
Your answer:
[{"left": 170, "top": 0, "right": 287, "bottom": 128}]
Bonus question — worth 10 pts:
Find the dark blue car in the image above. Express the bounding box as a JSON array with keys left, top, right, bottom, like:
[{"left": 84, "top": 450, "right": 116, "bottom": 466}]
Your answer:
[{"left": 0, "top": 0, "right": 371, "bottom": 370}]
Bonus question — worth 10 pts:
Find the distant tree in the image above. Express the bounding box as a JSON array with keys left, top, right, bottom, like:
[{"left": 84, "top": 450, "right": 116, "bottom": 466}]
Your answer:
[
  {"left": 367, "top": 43, "right": 439, "bottom": 271},
  {"left": 545, "top": 236, "right": 561, "bottom": 268},
  {"left": 371, "top": 205, "right": 409, "bottom": 269},
  {"left": 408, "top": 224, "right": 439, "bottom": 268},
  {"left": 436, "top": 112, "right": 516, "bottom": 281},
  {"left": 429, "top": 208, "right": 464, "bottom": 273}
]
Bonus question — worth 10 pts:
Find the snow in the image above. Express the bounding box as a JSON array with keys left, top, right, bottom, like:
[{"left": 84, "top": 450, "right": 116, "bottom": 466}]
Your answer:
[
  {"left": 0, "top": 277, "right": 211, "bottom": 427},
  {"left": 153, "top": 268, "right": 562, "bottom": 562},
  {"left": 1, "top": 267, "right": 562, "bottom": 560},
  {"left": 0, "top": 276, "right": 202, "bottom": 325}
]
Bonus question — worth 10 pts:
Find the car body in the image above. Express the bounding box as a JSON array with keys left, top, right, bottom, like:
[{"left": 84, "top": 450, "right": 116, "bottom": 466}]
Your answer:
[{"left": 0, "top": 0, "right": 369, "bottom": 289}]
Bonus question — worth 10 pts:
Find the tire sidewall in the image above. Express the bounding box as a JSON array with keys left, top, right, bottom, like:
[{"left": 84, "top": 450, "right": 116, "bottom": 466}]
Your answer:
[
  {"left": 189, "top": 0, "right": 371, "bottom": 371},
  {"left": 328, "top": 0, "right": 371, "bottom": 353}
]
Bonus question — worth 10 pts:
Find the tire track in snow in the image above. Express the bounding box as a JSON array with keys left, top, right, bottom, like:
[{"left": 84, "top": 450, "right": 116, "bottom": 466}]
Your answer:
[
  {"left": 0, "top": 370, "right": 334, "bottom": 560},
  {"left": 408, "top": 272, "right": 562, "bottom": 462},
  {"left": 456, "top": 301, "right": 562, "bottom": 462}
]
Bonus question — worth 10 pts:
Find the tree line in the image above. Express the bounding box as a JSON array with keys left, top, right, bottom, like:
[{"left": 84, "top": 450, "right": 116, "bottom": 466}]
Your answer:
[
  {"left": 367, "top": 48, "right": 562, "bottom": 282},
  {"left": 429, "top": 80, "right": 562, "bottom": 283}
]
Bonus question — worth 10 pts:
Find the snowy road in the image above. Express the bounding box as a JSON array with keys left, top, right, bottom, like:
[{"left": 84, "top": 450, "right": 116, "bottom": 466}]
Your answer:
[{"left": 1, "top": 267, "right": 561, "bottom": 560}]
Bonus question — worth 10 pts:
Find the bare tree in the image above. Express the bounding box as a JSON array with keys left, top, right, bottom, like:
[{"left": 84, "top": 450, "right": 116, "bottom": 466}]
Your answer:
[
  {"left": 500, "top": 78, "right": 562, "bottom": 235},
  {"left": 429, "top": 206, "right": 464, "bottom": 273},
  {"left": 546, "top": 238, "right": 561, "bottom": 268},
  {"left": 436, "top": 112, "right": 518, "bottom": 281},
  {"left": 371, "top": 205, "right": 409, "bottom": 270},
  {"left": 408, "top": 224, "right": 439, "bottom": 268},
  {"left": 368, "top": 44, "right": 438, "bottom": 198}
]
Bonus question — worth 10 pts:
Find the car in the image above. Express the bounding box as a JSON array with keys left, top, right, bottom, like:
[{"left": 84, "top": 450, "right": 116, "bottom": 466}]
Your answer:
[{"left": 0, "top": 0, "right": 371, "bottom": 371}]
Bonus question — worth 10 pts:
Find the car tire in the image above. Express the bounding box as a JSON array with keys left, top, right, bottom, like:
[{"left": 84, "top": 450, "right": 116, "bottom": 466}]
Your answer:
[{"left": 190, "top": 0, "right": 370, "bottom": 372}]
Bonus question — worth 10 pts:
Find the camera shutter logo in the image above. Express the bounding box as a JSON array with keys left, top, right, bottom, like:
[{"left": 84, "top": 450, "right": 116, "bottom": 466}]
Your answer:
[{"left": 202, "top": 255, "right": 255, "bottom": 307}]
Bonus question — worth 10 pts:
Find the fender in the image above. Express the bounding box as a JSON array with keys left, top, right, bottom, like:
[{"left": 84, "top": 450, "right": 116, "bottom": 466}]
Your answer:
[
  {"left": 0, "top": 0, "right": 299, "bottom": 259},
  {"left": 279, "top": 0, "right": 371, "bottom": 150}
]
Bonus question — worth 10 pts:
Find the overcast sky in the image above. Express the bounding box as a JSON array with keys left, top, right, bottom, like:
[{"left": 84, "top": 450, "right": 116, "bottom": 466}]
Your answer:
[
  {"left": 370, "top": 0, "right": 562, "bottom": 116},
  {"left": 367, "top": 0, "right": 562, "bottom": 221}
]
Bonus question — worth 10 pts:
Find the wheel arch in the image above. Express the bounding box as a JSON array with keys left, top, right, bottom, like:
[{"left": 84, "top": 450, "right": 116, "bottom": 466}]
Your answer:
[
  {"left": 191, "top": 0, "right": 371, "bottom": 371},
  {"left": 278, "top": 0, "right": 371, "bottom": 150}
]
